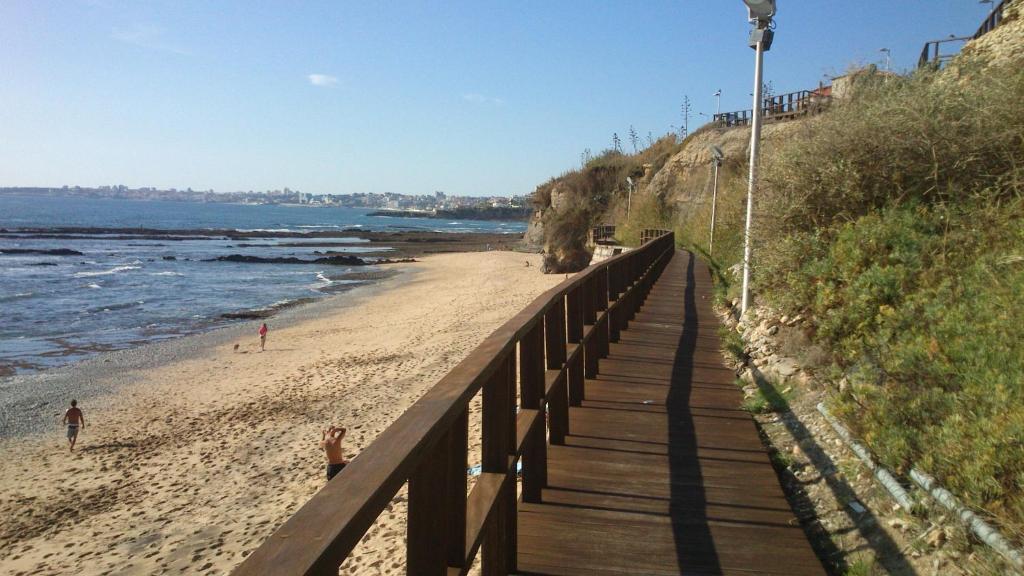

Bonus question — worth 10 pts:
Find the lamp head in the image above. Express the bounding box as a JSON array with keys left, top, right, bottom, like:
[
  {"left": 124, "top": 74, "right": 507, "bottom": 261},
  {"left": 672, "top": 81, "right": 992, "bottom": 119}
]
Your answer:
[
  {"left": 708, "top": 144, "right": 725, "bottom": 162},
  {"left": 742, "top": 0, "right": 776, "bottom": 23}
]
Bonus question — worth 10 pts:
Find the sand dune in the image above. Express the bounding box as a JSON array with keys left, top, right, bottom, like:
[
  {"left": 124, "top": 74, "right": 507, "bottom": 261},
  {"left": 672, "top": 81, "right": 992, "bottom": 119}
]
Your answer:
[{"left": 0, "top": 251, "right": 561, "bottom": 576}]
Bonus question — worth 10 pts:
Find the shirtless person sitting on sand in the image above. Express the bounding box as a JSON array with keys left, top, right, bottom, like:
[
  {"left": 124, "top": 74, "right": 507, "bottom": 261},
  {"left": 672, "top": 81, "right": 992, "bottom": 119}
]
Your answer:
[
  {"left": 321, "top": 426, "right": 349, "bottom": 482},
  {"left": 63, "top": 399, "right": 86, "bottom": 451}
]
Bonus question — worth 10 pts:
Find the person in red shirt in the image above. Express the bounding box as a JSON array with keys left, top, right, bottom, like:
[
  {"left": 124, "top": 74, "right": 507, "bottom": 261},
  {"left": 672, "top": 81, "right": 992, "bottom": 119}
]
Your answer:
[{"left": 258, "top": 322, "right": 268, "bottom": 351}]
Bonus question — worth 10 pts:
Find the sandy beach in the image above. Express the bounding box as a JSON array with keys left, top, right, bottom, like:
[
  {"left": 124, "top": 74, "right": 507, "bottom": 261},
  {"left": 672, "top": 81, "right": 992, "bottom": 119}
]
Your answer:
[{"left": 0, "top": 251, "right": 561, "bottom": 576}]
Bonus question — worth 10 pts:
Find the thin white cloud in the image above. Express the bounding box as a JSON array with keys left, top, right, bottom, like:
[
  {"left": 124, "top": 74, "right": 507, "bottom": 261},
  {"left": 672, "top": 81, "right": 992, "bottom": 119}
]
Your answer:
[
  {"left": 112, "top": 24, "right": 189, "bottom": 55},
  {"left": 308, "top": 74, "right": 339, "bottom": 87},
  {"left": 462, "top": 93, "right": 504, "bottom": 106}
]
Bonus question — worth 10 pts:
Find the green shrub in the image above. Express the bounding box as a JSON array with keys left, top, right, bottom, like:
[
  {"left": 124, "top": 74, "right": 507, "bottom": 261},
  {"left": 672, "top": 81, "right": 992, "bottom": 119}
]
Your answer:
[
  {"left": 759, "top": 66, "right": 1024, "bottom": 236},
  {"left": 693, "top": 61, "right": 1024, "bottom": 533},
  {"left": 616, "top": 191, "right": 671, "bottom": 247}
]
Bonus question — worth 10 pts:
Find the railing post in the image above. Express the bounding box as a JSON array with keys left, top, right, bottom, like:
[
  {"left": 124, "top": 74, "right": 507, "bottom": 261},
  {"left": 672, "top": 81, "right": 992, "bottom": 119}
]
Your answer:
[
  {"left": 482, "top": 353, "right": 514, "bottom": 576},
  {"left": 596, "top": 268, "right": 609, "bottom": 360},
  {"left": 408, "top": 430, "right": 454, "bottom": 574},
  {"left": 545, "top": 298, "right": 568, "bottom": 445},
  {"left": 608, "top": 261, "right": 622, "bottom": 343},
  {"left": 519, "top": 320, "right": 546, "bottom": 503},
  {"left": 583, "top": 277, "right": 598, "bottom": 379},
  {"left": 566, "top": 285, "right": 584, "bottom": 407},
  {"left": 447, "top": 409, "right": 468, "bottom": 568},
  {"left": 627, "top": 254, "right": 640, "bottom": 321}
]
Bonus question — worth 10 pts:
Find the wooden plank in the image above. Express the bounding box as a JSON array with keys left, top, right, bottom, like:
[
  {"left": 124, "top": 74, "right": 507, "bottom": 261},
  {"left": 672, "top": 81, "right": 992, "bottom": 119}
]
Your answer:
[
  {"left": 546, "top": 369, "right": 568, "bottom": 445},
  {"left": 407, "top": 433, "right": 450, "bottom": 574},
  {"left": 514, "top": 409, "right": 541, "bottom": 457},
  {"left": 482, "top": 354, "right": 513, "bottom": 576},
  {"left": 515, "top": 250, "right": 825, "bottom": 576},
  {"left": 447, "top": 409, "right": 468, "bottom": 568},
  {"left": 463, "top": 472, "right": 506, "bottom": 570},
  {"left": 568, "top": 344, "right": 584, "bottom": 408},
  {"left": 519, "top": 321, "right": 546, "bottom": 504}
]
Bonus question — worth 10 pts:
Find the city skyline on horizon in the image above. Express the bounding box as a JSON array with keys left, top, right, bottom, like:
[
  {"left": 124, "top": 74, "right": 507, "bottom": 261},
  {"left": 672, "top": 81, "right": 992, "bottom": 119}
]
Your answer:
[{"left": 1, "top": 1, "right": 993, "bottom": 196}]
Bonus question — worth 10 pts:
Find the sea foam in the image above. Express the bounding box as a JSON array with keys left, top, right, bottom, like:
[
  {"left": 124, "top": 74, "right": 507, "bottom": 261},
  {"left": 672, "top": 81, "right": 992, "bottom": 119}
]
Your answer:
[{"left": 73, "top": 265, "right": 141, "bottom": 278}]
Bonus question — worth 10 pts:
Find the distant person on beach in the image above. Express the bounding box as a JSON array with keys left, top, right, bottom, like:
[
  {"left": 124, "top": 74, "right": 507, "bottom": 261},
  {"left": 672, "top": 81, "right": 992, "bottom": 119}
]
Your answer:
[
  {"left": 321, "top": 426, "right": 349, "bottom": 482},
  {"left": 258, "top": 322, "right": 268, "bottom": 351},
  {"left": 62, "top": 400, "right": 85, "bottom": 451}
]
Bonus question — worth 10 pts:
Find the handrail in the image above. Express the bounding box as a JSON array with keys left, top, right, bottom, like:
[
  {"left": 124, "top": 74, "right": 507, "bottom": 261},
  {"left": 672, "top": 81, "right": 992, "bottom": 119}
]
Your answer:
[
  {"left": 590, "top": 224, "right": 617, "bottom": 245},
  {"left": 917, "top": 37, "right": 971, "bottom": 69},
  {"left": 233, "top": 232, "right": 676, "bottom": 576},
  {"left": 919, "top": 0, "right": 1008, "bottom": 69},
  {"left": 713, "top": 88, "right": 830, "bottom": 127},
  {"left": 974, "top": 0, "right": 1008, "bottom": 39}
]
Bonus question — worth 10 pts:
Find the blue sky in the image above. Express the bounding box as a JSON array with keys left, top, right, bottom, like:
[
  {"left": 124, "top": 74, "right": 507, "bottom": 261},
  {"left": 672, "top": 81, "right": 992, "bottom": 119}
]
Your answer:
[{"left": 0, "top": 1, "right": 992, "bottom": 197}]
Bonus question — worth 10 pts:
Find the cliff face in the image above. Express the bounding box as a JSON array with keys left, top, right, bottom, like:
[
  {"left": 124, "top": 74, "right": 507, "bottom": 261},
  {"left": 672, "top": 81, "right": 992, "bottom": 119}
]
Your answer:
[
  {"left": 523, "top": 138, "right": 680, "bottom": 272},
  {"left": 648, "top": 122, "right": 803, "bottom": 211},
  {"left": 522, "top": 122, "right": 797, "bottom": 272},
  {"left": 958, "top": 0, "right": 1023, "bottom": 68}
]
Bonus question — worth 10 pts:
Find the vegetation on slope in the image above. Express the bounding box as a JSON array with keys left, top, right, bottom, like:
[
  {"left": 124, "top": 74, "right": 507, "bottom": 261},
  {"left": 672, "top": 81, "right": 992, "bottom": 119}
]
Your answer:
[
  {"left": 678, "top": 63, "right": 1024, "bottom": 534},
  {"left": 530, "top": 136, "right": 682, "bottom": 271}
]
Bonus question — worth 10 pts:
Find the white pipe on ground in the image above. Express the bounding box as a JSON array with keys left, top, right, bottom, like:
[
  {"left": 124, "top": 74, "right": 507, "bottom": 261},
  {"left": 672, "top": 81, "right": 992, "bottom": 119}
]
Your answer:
[
  {"left": 817, "top": 402, "right": 1024, "bottom": 572},
  {"left": 816, "top": 403, "right": 915, "bottom": 511},
  {"left": 908, "top": 467, "right": 1024, "bottom": 571}
]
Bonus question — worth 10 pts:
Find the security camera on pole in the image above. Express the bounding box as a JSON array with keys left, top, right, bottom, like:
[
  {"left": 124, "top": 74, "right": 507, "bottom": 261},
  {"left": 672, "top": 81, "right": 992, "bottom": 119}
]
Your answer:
[{"left": 740, "top": 0, "right": 775, "bottom": 317}]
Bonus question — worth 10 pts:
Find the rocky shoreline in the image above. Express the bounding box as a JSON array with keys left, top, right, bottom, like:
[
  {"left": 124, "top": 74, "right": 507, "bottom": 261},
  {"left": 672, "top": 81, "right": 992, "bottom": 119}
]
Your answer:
[{"left": 0, "top": 227, "right": 522, "bottom": 259}]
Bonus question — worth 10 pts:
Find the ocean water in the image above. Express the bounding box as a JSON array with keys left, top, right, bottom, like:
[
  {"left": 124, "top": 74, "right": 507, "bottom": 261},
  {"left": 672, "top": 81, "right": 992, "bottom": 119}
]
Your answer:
[{"left": 0, "top": 195, "right": 526, "bottom": 376}]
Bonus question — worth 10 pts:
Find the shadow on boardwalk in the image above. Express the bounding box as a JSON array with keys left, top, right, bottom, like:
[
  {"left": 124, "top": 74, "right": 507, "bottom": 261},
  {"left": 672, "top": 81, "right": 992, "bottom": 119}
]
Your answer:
[
  {"left": 668, "top": 253, "right": 721, "bottom": 572},
  {"left": 517, "top": 251, "right": 826, "bottom": 575}
]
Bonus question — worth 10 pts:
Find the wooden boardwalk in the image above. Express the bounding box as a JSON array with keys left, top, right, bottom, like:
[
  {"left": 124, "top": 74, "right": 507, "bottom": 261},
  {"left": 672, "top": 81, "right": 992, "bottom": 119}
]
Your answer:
[
  {"left": 517, "top": 251, "right": 825, "bottom": 576},
  {"left": 234, "top": 239, "right": 826, "bottom": 576}
]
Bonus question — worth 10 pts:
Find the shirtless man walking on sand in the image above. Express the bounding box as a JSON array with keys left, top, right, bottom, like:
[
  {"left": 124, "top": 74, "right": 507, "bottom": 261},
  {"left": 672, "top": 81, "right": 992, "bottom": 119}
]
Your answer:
[
  {"left": 62, "top": 399, "right": 85, "bottom": 451},
  {"left": 321, "top": 426, "right": 349, "bottom": 482}
]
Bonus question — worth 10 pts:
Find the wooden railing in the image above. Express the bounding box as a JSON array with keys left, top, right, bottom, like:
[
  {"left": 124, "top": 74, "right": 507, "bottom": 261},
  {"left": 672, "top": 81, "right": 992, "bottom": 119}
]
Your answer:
[
  {"left": 640, "top": 228, "right": 671, "bottom": 245},
  {"left": 975, "top": 0, "right": 1009, "bottom": 39},
  {"left": 919, "top": 0, "right": 1008, "bottom": 69},
  {"left": 917, "top": 37, "right": 971, "bottom": 69},
  {"left": 713, "top": 89, "right": 830, "bottom": 127},
  {"left": 590, "top": 224, "right": 617, "bottom": 245},
  {"left": 232, "top": 232, "right": 676, "bottom": 576}
]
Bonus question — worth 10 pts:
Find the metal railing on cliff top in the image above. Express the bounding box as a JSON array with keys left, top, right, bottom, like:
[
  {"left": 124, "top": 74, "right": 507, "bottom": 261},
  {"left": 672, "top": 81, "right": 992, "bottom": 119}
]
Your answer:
[
  {"left": 918, "top": 0, "right": 1009, "bottom": 68},
  {"left": 713, "top": 88, "right": 831, "bottom": 127}
]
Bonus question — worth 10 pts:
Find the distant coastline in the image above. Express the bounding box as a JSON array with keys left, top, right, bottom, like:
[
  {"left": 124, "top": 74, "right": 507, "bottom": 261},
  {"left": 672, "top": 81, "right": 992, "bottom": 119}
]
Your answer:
[{"left": 368, "top": 206, "right": 531, "bottom": 221}]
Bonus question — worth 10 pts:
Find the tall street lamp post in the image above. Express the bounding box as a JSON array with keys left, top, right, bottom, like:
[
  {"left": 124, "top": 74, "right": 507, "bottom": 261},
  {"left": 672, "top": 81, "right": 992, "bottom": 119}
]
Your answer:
[
  {"left": 740, "top": 0, "right": 775, "bottom": 316},
  {"left": 708, "top": 145, "right": 725, "bottom": 255}
]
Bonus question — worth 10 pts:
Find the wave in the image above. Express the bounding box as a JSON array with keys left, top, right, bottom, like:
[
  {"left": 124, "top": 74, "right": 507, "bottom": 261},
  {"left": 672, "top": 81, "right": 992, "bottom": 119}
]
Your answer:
[
  {"left": 87, "top": 283, "right": 102, "bottom": 289},
  {"left": 296, "top": 224, "right": 343, "bottom": 229},
  {"left": 0, "top": 291, "right": 34, "bottom": 302},
  {"left": 150, "top": 271, "right": 184, "bottom": 277},
  {"left": 235, "top": 228, "right": 295, "bottom": 233},
  {"left": 315, "top": 271, "right": 332, "bottom": 283},
  {"left": 89, "top": 300, "right": 144, "bottom": 313},
  {"left": 73, "top": 265, "right": 141, "bottom": 278}
]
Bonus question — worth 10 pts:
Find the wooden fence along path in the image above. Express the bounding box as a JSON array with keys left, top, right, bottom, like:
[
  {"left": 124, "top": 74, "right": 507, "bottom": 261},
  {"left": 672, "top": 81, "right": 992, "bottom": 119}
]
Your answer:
[{"left": 234, "top": 235, "right": 825, "bottom": 575}]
